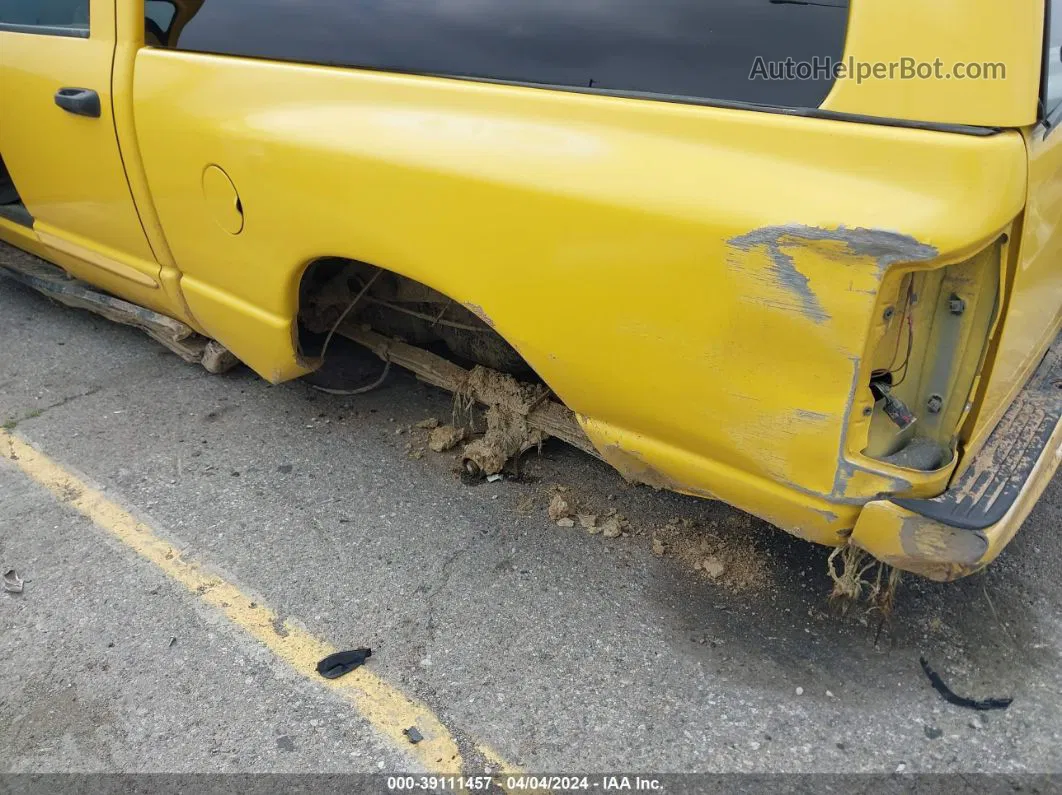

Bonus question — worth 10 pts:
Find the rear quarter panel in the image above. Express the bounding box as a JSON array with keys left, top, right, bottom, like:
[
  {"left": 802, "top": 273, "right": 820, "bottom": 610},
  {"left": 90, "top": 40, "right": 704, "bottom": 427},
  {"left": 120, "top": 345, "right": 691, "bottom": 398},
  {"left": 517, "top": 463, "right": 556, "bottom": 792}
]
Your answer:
[{"left": 132, "top": 50, "right": 1027, "bottom": 539}]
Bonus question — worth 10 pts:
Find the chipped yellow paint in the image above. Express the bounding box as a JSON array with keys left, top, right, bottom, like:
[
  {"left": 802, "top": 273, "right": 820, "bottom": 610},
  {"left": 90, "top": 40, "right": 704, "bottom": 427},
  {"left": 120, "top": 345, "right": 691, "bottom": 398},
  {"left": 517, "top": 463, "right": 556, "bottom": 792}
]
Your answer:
[{"left": 0, "top": 429, "right": 476, "bottom": 774}]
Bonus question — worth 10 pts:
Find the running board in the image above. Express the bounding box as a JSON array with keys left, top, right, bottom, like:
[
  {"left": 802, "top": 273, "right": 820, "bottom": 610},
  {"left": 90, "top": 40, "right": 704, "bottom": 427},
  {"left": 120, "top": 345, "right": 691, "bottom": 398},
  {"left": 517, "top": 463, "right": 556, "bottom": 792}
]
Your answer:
[
  {"left": 893, "top": 331, "right": 1062, "bottom": 530},
  {"left": 0, "top": 242, "right": 237, "bottom": 373}
]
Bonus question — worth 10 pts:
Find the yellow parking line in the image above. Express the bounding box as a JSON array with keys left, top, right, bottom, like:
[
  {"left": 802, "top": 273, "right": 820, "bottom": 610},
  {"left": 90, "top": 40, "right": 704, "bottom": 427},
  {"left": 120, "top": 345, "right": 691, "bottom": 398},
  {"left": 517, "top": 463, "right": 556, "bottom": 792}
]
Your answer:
[{"left": 1, "top": 429, "right": 508, "bottom": 775}]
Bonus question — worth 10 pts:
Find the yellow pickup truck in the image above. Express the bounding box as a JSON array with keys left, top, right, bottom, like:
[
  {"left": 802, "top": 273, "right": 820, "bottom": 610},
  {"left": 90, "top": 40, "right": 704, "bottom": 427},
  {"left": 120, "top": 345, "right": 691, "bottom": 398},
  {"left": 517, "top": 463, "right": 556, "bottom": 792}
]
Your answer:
[{"left": 1, "top": 0, "right": 1060, "bottom": 581}]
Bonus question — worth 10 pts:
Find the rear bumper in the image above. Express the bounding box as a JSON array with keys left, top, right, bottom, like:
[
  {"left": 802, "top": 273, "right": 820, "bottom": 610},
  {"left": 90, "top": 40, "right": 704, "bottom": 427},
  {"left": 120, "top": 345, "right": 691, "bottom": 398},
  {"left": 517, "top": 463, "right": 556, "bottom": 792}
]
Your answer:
[{"left": 850, "top": 332, "right": 1062, "bottom": 581}]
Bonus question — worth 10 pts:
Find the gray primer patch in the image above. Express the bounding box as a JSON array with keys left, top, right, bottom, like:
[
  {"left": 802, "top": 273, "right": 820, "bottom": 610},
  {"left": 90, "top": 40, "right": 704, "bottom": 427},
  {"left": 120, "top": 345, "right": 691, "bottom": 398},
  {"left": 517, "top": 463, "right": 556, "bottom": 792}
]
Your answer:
[{"left": 728, "top": 225, "right": 939, "bottom": 324}]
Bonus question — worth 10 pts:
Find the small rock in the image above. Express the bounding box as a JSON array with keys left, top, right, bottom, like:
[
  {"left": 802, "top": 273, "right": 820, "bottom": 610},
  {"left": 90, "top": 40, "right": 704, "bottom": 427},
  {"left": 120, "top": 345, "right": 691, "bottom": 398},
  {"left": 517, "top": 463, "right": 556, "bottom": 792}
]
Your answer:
[
  {"left": 702, "top": 556, "right": 726, "bottom": 580},
  {"left": 795, "top": 687, "right": 804, "bottom": 696},
  {"left": 826, "top": 690, "right": 835, "bottom": 698},
  {"left": 428, "top": 425, "right": 466, "bottom": 452},
  {"left": 969, "top": 716, "right": 984, "bottom": 730},
  {"left": 556, "top": 518, "right": 575, "bottom": 528},
  {"left": 2, "top": 569, "right": 23, "bottom": 594},
  {"left": 403, "top": 727, "right": 424, "bottom": 744},
  {"left": 924, "top": 726, "right": 943, "bottom": 740},
  {"left": 486, "top": 474, "right": 504, "bottom": 483},
  {"left": 895, "top": 762, "right": 907, "bottom": 774},
  {"left": 547, "top": 494, "right": 572, "bottom": 522},
  {"left": 600, "top": 518, "right": 623, "bottom": 539},
  {"left": 277, "top": 464, "right": 293, "bottom": 474},
  {"left": 577, "top": 514, "right": 597, "bottom": 530},
  {"left": 651, "top": 537, "right": 668, "bottom": 557},
  {"left": 276, "top": 735, "right": 296, "bottom": 752},
  {"left": 415, "top": 418, "right": 440, "bottom": 430}
]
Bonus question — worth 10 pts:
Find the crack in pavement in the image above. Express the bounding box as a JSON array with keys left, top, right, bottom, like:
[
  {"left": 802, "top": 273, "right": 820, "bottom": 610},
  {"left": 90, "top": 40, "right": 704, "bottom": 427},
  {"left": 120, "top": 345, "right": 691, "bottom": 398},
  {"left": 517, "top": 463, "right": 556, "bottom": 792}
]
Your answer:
[{"left": 2, "top": 386, "right": 102, "bottom": 429}]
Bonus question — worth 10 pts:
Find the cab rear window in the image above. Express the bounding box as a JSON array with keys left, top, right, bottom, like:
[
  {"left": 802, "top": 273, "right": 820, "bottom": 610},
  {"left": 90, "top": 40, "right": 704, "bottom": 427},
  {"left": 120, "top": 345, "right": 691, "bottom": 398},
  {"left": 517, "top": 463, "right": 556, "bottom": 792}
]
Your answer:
[
  {"left": 154, "top": 0, "right": 851, "bottom": 110},
  {"left": 0, "top": 0, "right": 88, "bottom": 32}
]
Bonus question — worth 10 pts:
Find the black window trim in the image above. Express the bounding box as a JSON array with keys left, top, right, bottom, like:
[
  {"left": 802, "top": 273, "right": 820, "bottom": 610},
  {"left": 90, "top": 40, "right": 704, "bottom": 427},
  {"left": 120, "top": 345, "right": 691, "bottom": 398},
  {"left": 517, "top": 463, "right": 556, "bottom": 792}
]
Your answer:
[
  {"left": 472, "top": 73, "right": 1002, "bottom": 137},
  {"left": 0, "top": 21, "right": 88, "bottom": 37}
]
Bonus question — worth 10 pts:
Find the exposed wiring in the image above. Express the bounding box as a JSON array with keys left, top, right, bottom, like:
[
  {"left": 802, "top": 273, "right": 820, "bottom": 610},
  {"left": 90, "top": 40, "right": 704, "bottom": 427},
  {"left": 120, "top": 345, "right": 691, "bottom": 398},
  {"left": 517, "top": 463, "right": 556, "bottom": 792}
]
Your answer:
[
  {"left": 363, "top": 296, "right": 485, "bottom": 332},
  {"left": 310, "top": 268, "right": 393, "bottom": 396},
  {"left": 311, "top": 270, "right": 486, "bottom": 398},
  {"left": 890, "top": 315, "right": 915, "bottom": 388},
  {"left": 318, "top": 269, "right": 382, "bottom": 363},
  {"left": 888, "top": 277, "right": 917, "bottom": 387},
  {"left": 430, "top": 300, "right": 453, "bottom": 330},
  {"left": 883, "top": 281, "right": 912, "bottom": 372},
  {"left": 309, "top": 360, "right": 392, "bottom": 396},
  {"left": 873, "top": 276, "right": 916, "bottom": 385}
]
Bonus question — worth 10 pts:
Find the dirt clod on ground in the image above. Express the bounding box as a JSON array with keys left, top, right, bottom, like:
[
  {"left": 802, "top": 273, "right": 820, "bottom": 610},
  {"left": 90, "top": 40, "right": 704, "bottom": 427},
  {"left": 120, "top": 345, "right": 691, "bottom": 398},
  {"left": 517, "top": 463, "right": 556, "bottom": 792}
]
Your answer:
[
  {"left": 600, "top": 517, "right": 624, "bottom": 539},
  {"left": 515, "top": 495, "right": 537, "bottom": 516},
  {"left": 556, "top": 517, "right": 575, "bottom": 528},
  {"left": 654, "top": 518, "right": 769, "bottom": 593},
  {"left": 537, "top": 485, "right": 766, "bottom": 591},
  {"left": 428, "top": 424, "right": 467, "bottom": 452},
  {"left": 415, "top": 417, "right": 440, "bottom": 430},
  {"left": 548, "top": 493, "right": 573, "bottom": 522},
  {"left": 696, "top": 555, "right": 726, "bottom": 580}
]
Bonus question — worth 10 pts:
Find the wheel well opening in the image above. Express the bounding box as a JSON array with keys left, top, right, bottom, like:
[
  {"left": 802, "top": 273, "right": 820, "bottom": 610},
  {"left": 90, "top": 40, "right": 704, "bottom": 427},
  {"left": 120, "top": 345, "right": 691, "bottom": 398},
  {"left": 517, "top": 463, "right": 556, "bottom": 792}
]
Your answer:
[
  {"left": 0, "top": 154, "right": 24, "bottom": 205},
  {"left": 296, "top": 257, "right": 538, "bottom": 380}
]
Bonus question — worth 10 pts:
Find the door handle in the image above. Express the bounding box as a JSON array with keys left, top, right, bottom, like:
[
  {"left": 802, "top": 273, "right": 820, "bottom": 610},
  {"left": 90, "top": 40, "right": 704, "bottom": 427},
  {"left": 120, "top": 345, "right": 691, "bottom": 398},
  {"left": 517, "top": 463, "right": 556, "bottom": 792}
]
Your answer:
[{"left": 54, "top": 87, "right": 100, "bottom": 118}]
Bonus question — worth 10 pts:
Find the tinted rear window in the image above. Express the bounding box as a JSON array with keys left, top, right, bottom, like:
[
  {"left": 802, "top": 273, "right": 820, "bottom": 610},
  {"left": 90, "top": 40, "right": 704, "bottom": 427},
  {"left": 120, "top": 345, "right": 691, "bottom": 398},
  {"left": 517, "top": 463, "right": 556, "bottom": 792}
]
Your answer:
[
  {"left": 0, "top": 0, "right": 88, "bottom": 29},
  {"left": 161, "top": 0, "right": 851, "bottom": 109}
]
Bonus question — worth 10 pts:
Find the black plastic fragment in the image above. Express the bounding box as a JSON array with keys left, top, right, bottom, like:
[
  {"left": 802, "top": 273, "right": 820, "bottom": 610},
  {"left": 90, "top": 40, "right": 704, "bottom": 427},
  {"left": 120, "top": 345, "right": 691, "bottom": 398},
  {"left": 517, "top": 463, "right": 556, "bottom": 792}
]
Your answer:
[
  {"left": 403, "top": 726, "right": 424, "bottom": 744},
  {"left": 920, "top": 656, "right": 1012, "bottom": 711},
  {"left": 317, "top": 648, "right": 372, "bottom": 679}
]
